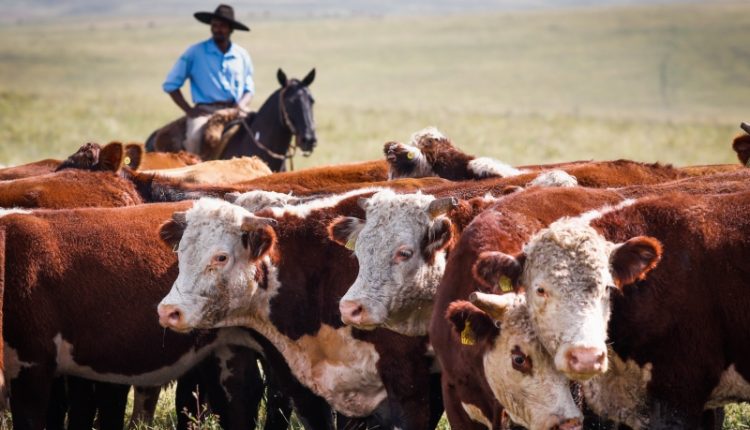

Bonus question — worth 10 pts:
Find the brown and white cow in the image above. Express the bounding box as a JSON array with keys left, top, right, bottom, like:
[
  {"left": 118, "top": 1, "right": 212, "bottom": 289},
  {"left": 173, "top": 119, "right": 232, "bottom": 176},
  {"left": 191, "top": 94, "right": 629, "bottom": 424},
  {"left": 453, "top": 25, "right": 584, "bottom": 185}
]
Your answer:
[
  {"left": 328, "top": 161, "right": 743, "bottom": 339},
  {"left": 384, "top": 127, "right": 525, "bottom": 180},
  {"left": 329, "top": 168, "right": 750, "bottom": 429},
  {"left": 0, "top": 203, "right": 292, "bottom": 430},
  {"left": 0, "top": 141, "right": 127, "bottom": 181},
  {"left": 732, "top": 122, "right": 750, "bottom": 167},
  {"left": 124, "top": 143, "right": 202, "bottom": 170},
  {"left": 471, "top": 190, "right": 750, "bottom": 428},
  {"left": 141, "top": 156, "right": 272, "bottom": 185},
  {"left": 158, "top": 192, "right": 444, "bottom": 430},
  {"left": 126, "top": 159, "right": 391, "bottom": 203},
  {"left": 445, "top": 293, "right": 583, "bottom": 430}
]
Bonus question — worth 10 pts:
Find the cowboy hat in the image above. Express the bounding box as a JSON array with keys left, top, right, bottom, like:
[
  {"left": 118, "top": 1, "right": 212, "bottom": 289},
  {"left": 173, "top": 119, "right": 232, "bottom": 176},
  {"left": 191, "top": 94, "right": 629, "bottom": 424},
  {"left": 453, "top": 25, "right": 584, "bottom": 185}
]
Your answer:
[{"left": 194, "top": 4, "right": 250, "bottom": 32}]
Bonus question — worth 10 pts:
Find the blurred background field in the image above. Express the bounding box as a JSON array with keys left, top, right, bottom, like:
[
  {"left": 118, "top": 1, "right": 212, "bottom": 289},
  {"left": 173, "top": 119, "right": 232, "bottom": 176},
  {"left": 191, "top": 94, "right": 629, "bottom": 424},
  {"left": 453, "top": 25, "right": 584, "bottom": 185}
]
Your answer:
[
  {"left": 2, "top": 1, "right": 750, "bottom": 168},
  {"left": 1, "top": 0, "right": 750, "bottom": 428}
]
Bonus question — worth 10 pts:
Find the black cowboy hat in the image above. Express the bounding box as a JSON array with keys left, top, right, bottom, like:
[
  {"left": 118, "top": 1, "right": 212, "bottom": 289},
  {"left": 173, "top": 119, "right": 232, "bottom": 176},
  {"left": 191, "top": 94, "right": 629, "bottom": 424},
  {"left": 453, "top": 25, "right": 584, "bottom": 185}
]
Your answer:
[{"left": 194, "top": 4, "right": 250, "bottom": 32}]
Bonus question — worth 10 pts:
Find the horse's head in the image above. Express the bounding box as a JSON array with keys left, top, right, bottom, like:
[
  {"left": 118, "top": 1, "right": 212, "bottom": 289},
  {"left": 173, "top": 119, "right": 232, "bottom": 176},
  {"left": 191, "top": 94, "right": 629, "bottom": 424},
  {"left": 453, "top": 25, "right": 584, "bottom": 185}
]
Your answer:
[{"left": 278, "top": 68, "right": 317, "bottom": 156}]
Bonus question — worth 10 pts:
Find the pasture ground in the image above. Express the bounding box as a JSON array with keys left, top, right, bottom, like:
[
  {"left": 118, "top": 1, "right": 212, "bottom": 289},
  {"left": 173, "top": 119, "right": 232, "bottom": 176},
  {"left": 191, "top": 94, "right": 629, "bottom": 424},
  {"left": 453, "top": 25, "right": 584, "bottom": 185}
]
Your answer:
[{"left": 0, "top": 1, "right": 749, "bottom": 428}]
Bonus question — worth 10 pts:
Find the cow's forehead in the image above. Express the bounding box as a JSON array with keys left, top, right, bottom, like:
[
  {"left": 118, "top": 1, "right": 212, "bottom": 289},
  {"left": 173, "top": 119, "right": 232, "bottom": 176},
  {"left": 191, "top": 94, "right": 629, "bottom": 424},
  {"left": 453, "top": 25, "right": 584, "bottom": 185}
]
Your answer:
[
  {"left": 523, "top": 219, "right": 612, "bottom": 286},
  {"left": 180, "top": 198, "right": 248, "bottom": 249},
  {"left": 362, "top": 192, "right": 434, "bottom": 235}
]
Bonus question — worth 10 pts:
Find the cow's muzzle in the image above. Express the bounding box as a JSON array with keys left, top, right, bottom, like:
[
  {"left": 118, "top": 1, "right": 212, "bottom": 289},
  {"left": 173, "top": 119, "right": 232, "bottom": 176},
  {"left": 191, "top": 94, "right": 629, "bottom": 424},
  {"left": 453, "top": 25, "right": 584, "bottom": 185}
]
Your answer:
[{"left": 157, "top": 304, "right": 191, "bottom": 333}]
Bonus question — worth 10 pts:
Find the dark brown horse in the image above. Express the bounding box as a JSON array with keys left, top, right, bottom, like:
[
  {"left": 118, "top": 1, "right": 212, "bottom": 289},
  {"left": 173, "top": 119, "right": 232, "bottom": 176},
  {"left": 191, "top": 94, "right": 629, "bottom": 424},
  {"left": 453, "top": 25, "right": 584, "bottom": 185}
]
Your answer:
[{"left": 146, "top": 68, "right": 317, "bottom": 172}]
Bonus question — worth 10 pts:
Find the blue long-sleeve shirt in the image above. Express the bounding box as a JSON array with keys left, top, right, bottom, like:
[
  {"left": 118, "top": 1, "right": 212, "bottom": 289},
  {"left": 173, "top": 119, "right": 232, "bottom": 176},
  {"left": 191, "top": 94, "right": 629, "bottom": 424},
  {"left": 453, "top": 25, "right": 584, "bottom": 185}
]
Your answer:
[{"left": 163, "top": 38, "right": 255, "bottom": 104}]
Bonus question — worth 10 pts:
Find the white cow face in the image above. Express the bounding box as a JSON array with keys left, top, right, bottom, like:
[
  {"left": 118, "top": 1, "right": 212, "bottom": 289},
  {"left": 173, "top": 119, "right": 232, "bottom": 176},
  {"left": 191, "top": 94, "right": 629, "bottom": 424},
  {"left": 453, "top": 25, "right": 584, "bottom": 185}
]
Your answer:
[
  {"left": 473, "top": 219, "right": 661, "bottom": 381},
  {"left": 447, "top": 292, "right": 583, "bottom": 430},
  {"left": 157, "top": 198, "right": 277, "bottom": 332},
  {"left": 328, "top": 190, "right": 456, "bottom": 336}
]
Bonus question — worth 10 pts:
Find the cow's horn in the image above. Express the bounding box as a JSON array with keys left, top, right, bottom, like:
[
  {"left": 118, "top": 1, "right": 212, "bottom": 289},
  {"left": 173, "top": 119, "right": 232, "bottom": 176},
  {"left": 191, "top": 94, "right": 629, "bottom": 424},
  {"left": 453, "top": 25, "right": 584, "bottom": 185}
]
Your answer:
[
  {"left": 741, "top": 122, "right": 750, "bottom": 134},
  {"left": 469, "top": 291, "right": 515, "bottom": 320},
  {"left": 428, "top": 197, "right": 458, "bottom": 218},
  {"left": 241, "top": 216, "right": 278, "bottom": 231}
]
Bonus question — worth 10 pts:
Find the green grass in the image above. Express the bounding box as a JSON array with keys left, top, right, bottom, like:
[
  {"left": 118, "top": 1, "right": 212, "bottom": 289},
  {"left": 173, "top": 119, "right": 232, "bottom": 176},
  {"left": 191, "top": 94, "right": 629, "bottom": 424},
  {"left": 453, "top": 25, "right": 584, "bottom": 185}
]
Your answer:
[
  {"left": 2, "top": 3, "right": 750, "bottom": 168},
  {"left": 1, "top": 2, "right": 750, "bottom": 428}
]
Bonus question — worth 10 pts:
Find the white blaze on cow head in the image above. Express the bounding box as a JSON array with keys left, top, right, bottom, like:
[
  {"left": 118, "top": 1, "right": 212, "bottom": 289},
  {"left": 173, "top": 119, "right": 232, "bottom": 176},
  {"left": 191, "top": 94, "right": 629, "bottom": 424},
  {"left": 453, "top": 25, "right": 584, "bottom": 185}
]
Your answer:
[
  {"left": 447, "top": 292, "right": 583, "bottom": 430},
  {"left": 472, "top": 217, "right": 662, "bottom": 381},
  {"left": 328, "top": 190, "right": 456, "bottom": 336},
  {"left": 157, "top": 198, "right": 278, "bottom": 332}
]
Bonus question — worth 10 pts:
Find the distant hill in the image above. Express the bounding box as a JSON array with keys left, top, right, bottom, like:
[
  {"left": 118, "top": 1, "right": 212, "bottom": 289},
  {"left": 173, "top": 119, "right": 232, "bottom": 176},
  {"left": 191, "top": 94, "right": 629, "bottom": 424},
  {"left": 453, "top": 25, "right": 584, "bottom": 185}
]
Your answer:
[{"left": 0, "top": 0, "right": 711, "bottom": 24}]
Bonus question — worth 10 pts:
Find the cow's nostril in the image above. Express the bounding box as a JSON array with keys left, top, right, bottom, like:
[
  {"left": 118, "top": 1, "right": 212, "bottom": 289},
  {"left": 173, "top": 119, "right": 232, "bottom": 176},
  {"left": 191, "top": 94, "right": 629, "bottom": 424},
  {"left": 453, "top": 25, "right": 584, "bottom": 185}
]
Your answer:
[
  {"left": 168, "top": 310, "right": 182, "bottom": 325},
  {"left": 350, "top": 305, "right": 363, "bottom": 318}
]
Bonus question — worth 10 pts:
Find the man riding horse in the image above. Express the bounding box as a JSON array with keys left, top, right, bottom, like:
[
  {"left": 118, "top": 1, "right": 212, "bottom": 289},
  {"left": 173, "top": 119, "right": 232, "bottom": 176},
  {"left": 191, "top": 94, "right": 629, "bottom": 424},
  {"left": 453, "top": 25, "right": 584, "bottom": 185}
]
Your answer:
[{"left": 161, "top": 4, "right": 254, "bottom": 158}]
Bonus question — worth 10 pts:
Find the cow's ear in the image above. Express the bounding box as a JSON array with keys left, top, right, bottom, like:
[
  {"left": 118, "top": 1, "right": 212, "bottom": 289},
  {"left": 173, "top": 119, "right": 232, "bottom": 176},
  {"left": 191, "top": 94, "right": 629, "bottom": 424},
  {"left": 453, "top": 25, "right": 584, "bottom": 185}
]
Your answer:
[
  {"left": 422, "top": 217, "right": 453, "bottom": 262},
  {"left": 97, "top": 142, "right": 124, "bottom": 172},
  {"left": 732, "top": 133, "right": 750, "bottom": 167},
  {"left": 241, "top": 217, "right": 278, "bottom": 260},
  {"left": 445, "top": 300, "right": 499, "bottom": 347},
  {"left": 472, "top": 251, "right": 526, "bottom": 293},
  {"left": 159, "top": 211, "right": 188, "bottom": 248},
  {"left": 327, "top": 216, "right": 365, "bottom": 251},
  {"left": 610, "top": 236, "right": 662, "bottom": 287},
  {"left": 123, "top": 143, "right": 143, "bottom": 170}
]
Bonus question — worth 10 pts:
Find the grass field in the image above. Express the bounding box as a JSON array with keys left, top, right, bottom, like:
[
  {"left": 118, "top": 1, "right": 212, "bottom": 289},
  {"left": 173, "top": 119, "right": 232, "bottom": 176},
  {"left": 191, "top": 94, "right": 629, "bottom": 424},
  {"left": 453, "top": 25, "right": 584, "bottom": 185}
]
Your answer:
[{"left": 1, "top": 1, "right": 750, "bottom": 428}]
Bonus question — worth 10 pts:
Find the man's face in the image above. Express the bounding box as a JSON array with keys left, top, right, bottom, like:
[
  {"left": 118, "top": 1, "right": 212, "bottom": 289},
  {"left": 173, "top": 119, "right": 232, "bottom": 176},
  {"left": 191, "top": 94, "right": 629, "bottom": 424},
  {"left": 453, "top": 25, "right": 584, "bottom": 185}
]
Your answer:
[{"left": 211, "top": 19, "right": 232, "bottom": 44}]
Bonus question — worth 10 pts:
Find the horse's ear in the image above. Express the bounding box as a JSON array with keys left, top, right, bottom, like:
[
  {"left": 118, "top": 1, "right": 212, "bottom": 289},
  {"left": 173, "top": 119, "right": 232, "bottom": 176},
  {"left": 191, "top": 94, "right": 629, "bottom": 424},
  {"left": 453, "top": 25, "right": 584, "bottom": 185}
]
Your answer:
[
  {"left": 301, "top": 68, "right": 316, "bottom": 87},
  {"left": 277, "top": 69, "right": 288, "bottom": 87}
]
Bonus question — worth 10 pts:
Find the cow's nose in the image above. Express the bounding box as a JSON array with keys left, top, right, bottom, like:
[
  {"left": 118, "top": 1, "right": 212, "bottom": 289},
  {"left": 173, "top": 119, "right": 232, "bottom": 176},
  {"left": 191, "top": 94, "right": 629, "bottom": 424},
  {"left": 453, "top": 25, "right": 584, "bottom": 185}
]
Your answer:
[
  {"left": 339, "top": 300, "right": 369, "bottom": 326},
  {"left": 565, "top": 346, "right": 607, "bottom": 376},
  {"left": 158, "top": 304, "right": 184, "bottom": 329},
  {"left": 548, "top": 416, "right": 583, "bottom": 430}
]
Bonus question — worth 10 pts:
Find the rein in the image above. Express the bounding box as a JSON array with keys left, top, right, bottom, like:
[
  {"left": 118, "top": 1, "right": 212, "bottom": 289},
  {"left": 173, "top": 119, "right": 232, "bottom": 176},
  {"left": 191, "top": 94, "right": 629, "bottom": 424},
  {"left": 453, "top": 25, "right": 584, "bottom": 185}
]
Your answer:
[{"left": 238, "top": 85, "right": 299, "bottom": 171}]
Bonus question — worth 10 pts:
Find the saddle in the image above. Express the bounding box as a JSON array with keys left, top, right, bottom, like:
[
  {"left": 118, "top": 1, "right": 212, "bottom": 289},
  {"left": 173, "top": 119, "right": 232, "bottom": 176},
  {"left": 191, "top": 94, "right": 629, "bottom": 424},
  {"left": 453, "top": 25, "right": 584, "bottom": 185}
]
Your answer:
[{"left": 151, "top": 109, "right": 255, "bottom": 160}]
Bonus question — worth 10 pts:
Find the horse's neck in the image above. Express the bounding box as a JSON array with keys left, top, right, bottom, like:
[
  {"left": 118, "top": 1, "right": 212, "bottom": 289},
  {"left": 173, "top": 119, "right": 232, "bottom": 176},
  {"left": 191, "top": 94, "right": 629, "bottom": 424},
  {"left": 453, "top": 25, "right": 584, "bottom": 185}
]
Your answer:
[{"left": 252, "top": 89, "right": 292, "bottom": 147}]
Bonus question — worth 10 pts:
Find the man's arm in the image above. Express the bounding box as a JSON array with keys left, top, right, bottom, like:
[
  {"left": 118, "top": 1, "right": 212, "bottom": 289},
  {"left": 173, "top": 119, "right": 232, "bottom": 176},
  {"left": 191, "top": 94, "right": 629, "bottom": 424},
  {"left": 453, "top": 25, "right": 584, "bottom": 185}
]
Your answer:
[
  {"left": 236, "top": 92, "right": 253, "bottom": 114},
  {"left": 169, "top": 90, "right": 202, "bottom": 118},
  {"left": 163, "top": 47, "right": 202, "bottom": 117}
]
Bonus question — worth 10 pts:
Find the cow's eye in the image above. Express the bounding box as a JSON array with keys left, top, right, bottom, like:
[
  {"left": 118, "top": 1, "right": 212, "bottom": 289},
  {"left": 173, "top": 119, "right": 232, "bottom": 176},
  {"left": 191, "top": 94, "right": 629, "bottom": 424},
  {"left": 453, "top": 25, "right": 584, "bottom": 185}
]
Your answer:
[
  {"left": 212, "top": 253, "right": 229, "bottom": 265},
  {"left": 511, "top": 346, "right": 532, "bottom": 374},
  {"left": 394, "top": 248, "right": 414, "bottom": 262},
  {"left": 536, "top": 287, "right": 546, "bottom": 297}
]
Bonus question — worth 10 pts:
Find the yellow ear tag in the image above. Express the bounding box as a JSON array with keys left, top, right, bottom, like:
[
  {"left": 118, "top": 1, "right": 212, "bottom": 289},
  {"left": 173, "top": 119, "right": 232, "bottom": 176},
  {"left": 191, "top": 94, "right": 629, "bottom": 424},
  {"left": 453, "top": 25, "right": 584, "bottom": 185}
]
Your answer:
[
  {"left": 498, "top": 276, "right": 513, "bottom": 293},
  {"left": 407, "top": 151, "right": 415, "bottom": 160},
  {"left": 460, "top": 320, "right": 476, "bottom": 345},
  {"left": 123, "top": 156, "right": 131, "bottom": 166},
  {"left": 345, "top": 237, "right": 356, "bottom": 251}
]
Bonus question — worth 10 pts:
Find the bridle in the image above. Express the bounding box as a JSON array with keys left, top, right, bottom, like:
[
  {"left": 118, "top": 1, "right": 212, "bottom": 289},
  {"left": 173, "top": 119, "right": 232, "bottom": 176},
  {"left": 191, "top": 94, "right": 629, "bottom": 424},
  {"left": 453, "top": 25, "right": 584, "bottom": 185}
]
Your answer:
[{"left": 239, "top": 84, "right": 303, "bottom": 171}]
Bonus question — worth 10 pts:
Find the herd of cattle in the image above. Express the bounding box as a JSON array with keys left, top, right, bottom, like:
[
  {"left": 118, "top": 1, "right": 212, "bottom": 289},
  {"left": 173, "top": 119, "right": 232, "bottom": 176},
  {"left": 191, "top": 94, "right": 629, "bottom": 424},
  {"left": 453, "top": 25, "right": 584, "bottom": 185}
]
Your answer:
[{"left": 1, "top": 126, "right": 750, "bottom": 430}]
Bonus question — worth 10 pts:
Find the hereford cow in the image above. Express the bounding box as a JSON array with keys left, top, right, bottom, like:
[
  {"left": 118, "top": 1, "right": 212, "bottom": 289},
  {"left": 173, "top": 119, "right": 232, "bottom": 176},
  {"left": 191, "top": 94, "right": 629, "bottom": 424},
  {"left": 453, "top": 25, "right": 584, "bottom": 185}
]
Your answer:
[
  {"left": 141, "top": 156, "right": 272, "bottom": 185},
  {"left": 384, "top": 127, "right": 525, "bottom": 180},
  {"left": 445, "top": 293, "right": 583, "bottom": 430},
  {"left": 125, "top": 159, "right": 390, "bottom": 202},
  {"left": 328, "top": 162, "right": 745, "bottom": 339},
  {"left": 329, "top": 168, "right": 750, "bottom": 429},
  {"left": 469, "top": 190, "right": 750, "bottom": 428},
  {"left": 732, "top": 122, "right": 750, "bottom": 167},
  {"left": 157, "top": 192, "right": 444, "bottom": 430},
  {"left": 0, "top": 142, "right": 128, "bottom": 181},
  {"left": 124, "top": 143, "right": 201, "bottom": 170},
  {"left": 0, "top": 203, "right": 292, "bottom": 430}
]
